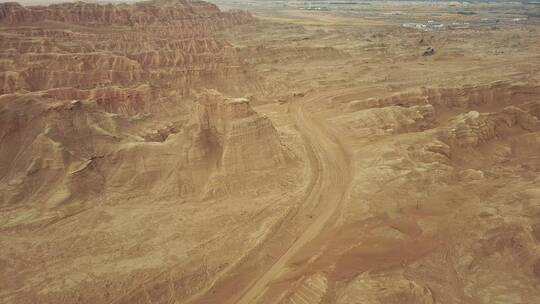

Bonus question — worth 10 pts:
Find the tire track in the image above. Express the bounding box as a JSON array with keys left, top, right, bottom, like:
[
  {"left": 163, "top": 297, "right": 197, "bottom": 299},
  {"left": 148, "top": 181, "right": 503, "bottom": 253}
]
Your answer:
[{"left": 234, "top": 95, "right": 352, "bottom": 304}]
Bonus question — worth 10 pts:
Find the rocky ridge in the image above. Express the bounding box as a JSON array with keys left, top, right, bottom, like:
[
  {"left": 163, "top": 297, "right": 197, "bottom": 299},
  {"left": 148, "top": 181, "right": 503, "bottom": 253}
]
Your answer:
[{"left": 0, "top": 0, "right": 255, "bottom": 97}]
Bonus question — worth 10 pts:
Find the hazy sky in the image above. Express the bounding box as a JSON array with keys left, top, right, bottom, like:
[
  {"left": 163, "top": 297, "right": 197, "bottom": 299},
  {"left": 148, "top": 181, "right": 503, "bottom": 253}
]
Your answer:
[{"left": 12, "top": 0, "right": 142, "bottom": 5}]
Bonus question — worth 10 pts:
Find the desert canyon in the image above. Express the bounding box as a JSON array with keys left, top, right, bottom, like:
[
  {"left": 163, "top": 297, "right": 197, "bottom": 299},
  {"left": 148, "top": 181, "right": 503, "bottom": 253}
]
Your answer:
[{"left": 1, "top": 0, "right": 540, "bottom": 303}]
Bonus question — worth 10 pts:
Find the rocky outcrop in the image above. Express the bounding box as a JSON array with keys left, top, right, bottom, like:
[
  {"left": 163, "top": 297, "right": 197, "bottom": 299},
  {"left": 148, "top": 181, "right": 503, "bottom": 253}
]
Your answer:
[
  {"left": 345, "top": 89, "right": 429, "bottom": 111},
  {"left": 0, "top": 1, "right": 252, "bottom": 27},
  {"left": 342, "top": 82, "right": 540, "bottom": 111},
  {"left": 423, "top": 81, "right": 539, "bottom": 108},
  {"left": 283, "top": 273, "right": 328, "bottom": 304},
  {"left": 331, "top": 104, "right": 436, "bottom": 136},
  {"left": 195, "top": 90, "right": 287, "bottom": 173},
  {"left": 1, "top": 84, "right": 158, "bottom": 115},
  {"left": 0, "top": 0, "right": 259, "bottom": 206},
  {"left": 0, "top": 1, "right": 255, "bottom": 97},
  {"left": 439, "top": 103, "right": 540, "bottom": 148},
  {"left": 337, "top": 273, "right": 434, "bottom": 304}
]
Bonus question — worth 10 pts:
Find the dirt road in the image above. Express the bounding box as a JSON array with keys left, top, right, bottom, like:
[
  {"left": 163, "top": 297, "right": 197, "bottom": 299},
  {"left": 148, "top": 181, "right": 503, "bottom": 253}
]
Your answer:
[{"left": 235, "top": 96, "right": 352, "bottom": 303}]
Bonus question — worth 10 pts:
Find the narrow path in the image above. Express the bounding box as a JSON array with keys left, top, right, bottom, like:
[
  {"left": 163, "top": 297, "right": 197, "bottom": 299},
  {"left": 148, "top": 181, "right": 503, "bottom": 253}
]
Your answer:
[{"left": 235, "top": 96, "right": 351, "bottom": 304}]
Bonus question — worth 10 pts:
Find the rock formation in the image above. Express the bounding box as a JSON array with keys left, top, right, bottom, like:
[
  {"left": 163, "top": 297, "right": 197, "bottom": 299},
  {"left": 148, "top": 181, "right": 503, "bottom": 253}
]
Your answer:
[
  {"left": 195, "top": 90, "right": 287, "bottom": 173},
  {"left": 332, "top": 104, "right": 436, "bottom": 136},
  {"left": 343, "top": 82, "right": 540, "bottom": 111},
  {"left": 337, "top": 273, "right": 434, "bottom": 304},
  {"left": 438, "top": 103, "right": 540, "bottom": 148},
  {"left": 0, "top": 1, "right": 252, "bottom": 27},
  {"left": 0, "top": 0, "right": 255, "bottom": 97},
  {"left": 0, "top": 1, "right": 265, "bottom": 211}
]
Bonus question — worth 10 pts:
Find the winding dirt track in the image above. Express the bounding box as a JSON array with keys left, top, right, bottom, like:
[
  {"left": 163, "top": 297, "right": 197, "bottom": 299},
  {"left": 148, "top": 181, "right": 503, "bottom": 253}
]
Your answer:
[{"left": 235, "top": 96, "right": 352, "bottom": 303}]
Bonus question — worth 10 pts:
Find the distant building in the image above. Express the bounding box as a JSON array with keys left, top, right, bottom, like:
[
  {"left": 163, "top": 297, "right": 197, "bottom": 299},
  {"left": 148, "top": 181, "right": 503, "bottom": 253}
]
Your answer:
[
  {"left": 402, "top": 21, "right": 445, "bottom": 31},
  {"left": 300, "top": 0, "right": 365, "bottom": 10}
]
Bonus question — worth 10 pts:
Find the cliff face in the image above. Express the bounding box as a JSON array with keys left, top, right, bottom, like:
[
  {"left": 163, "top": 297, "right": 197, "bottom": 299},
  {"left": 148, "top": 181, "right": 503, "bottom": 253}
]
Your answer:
[
  {"left": 195, "top": 90, "right": 287, "bottom": 174},
  {"left": 0, "top": 1, "right": 252, "bottom": 27},
  {"left": 0, "top": 0, "right": 255, "bottom": 98}
]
